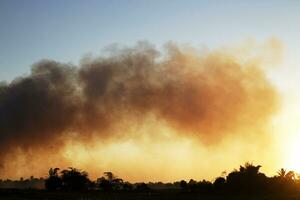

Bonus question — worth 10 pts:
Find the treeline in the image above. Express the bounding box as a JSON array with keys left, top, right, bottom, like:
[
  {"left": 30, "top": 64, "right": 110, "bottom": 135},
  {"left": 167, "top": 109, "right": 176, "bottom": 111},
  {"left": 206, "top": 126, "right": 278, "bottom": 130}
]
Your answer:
[
  {"left": 44, "top": 168, "right": 149, "bottom": 192},
  {"left": 0, "top": 176, "right": 44, "bottom": 189},
  {"left": 1, "top": 163, "right": 300, "bottom": 195}
]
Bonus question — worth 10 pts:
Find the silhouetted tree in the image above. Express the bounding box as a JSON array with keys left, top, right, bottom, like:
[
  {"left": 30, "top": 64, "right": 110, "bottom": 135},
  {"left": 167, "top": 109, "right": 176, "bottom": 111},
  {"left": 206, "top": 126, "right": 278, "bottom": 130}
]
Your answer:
[
  {"left": 187, "top": 179, "right": 198, "bottom": 192},
  {"left": 285, "top": 171, "right": 296, "bottom": 180},
  {"left": 104, "top": 172, "right": 115, "bottom": 181},
  {"left": 269, "top": 168, "right": 298, "bottom": 193},
  {"left": 213, "top": 177, "right": 225, "bottom": 192},
  {"left": 226, "top": 162, "right": 267, "bottom": 194},
  {"left": 197, "top": 180, "right": 213, "bottom": 194},
  {"left": 179, "top": 180, "right": 188, "bottom": 190},
  {"left": 97, "top": 177, "right": 112, "bottom": 191},
  {"left": 10, "top": 163, "right": 300, "bottom": 195},
  {"left": 111, "top": 178, "right": 124, "bottom": 190},
  {"left": 61, "top": 167, "right": 90, "bottom": 191},
  {"left": 135, "top": 182, "right": 150, "bottom": 192},
  {"left": 45, "top": 168, "right": 62, "bottom": 191},
  {"left": 97, "top": 172, "right": 125, "bottom": 191},
  {"left": 123, "top": 182, "right": 133, "bottom": 191},
  {"left": 277, "top": 168, "right": 287, "bottom": 178}
]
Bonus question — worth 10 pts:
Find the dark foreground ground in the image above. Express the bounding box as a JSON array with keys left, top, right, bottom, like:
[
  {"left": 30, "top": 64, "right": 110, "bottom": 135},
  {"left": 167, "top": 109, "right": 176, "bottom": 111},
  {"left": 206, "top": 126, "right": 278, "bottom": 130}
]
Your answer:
[{"left": 1, "top": 190, "right": 300, "bottom": 200}]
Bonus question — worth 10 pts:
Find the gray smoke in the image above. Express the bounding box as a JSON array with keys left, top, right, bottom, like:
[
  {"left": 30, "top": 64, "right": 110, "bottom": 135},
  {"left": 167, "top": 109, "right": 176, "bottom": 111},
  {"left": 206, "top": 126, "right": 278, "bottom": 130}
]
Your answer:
[{"left": 0, "top": 42, "right": 278, "bottom": 175}]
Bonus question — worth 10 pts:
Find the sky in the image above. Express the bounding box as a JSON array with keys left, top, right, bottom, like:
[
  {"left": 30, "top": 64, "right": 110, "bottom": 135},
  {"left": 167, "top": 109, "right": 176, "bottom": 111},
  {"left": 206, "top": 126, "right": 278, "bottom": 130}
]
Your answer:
[
  {"left": 1, "top": 0, "right": 300, "bottom": 81},
  {"left": 1, "top": 0, "right": 300, "bottom": 181}
]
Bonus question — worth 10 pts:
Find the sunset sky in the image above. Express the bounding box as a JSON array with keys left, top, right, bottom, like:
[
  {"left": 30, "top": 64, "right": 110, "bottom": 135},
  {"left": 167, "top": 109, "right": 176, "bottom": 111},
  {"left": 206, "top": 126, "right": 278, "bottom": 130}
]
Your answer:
[{"left": 1, "top": 0, "right": 300, "bottom": 182}]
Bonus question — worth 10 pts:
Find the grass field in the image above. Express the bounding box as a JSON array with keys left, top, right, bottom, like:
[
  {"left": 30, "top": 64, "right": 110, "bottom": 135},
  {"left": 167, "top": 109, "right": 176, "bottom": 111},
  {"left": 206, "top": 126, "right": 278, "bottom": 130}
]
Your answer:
[{"left": 1, "top": 190, "right": 299, "bottom": 200}]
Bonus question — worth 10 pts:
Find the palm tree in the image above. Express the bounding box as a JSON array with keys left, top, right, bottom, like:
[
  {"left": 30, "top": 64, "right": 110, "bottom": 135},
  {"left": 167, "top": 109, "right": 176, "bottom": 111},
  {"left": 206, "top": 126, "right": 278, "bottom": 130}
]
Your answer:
[
  {"left": 285, "top": 171, "right": 295, "bottom": 180},
  {"left": 239, "top": 162, "right": 261, "bottom": 175},
  {"left": 49, "top": 168, "right": 60, "bottom": 177},
  {"left": 45, "top": 168, "right": 62, "bottom": 190},
  {"left": 276, "top": 168, "right": 295, "bottom": 180},
  {"left": 104, "top": 172, "right": 115, "bottom": 182},
  {"left": 277, "top": 168, "right": 286, "bottom": 178},
  {"left": 226, "top": 162, "right": 267, "bottom": 193}
]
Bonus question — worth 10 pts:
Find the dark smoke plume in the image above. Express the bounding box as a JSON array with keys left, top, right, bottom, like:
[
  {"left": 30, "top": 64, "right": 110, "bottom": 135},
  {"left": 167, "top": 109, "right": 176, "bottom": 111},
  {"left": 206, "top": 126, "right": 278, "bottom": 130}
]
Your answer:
[{"left": 0, "top": 42, "right": 278, "bottom": 177}]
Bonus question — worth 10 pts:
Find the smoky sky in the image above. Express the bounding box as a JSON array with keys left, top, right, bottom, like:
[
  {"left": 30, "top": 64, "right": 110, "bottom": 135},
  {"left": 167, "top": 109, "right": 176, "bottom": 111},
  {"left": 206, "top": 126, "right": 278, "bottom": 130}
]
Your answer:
[{"left": 0, "top": 42, "right": 278, "bottom": 175}]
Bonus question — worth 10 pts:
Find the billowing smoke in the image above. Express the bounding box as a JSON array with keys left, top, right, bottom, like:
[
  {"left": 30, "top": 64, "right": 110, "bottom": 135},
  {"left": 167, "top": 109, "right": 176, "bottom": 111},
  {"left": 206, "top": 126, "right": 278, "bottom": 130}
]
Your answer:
[{"left": 0, "top": 41, "right": 279, "bottom": 179}]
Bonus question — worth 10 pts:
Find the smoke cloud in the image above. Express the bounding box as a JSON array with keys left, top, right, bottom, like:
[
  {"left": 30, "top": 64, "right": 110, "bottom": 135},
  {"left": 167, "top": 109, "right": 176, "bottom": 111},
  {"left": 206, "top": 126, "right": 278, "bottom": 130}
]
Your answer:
[{"left": 0, "top": 41, "right": 280, "bottom": 179}]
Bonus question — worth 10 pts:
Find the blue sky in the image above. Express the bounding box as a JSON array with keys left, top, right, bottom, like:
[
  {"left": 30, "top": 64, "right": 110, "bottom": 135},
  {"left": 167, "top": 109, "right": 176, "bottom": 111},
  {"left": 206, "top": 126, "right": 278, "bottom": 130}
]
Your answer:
[{"left": 1, "top": 0, "right": 300, "bottom": 81}]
